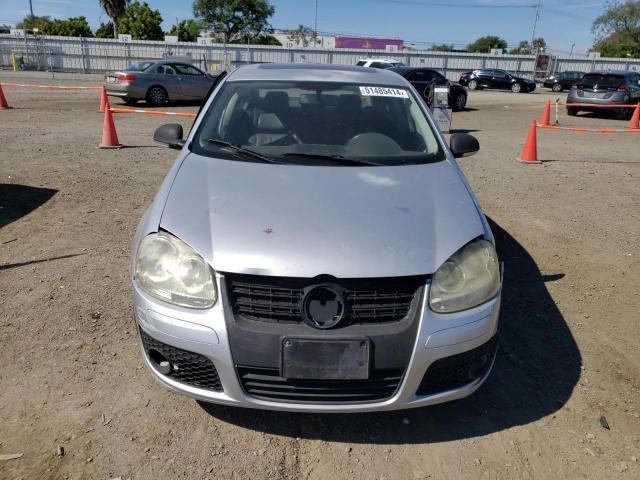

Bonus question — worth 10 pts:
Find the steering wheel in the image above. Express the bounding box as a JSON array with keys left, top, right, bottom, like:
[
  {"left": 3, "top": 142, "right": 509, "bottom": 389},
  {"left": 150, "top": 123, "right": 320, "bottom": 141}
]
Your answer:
[{"left": 345, "top": 132, "right": 402, "bottom": 155}]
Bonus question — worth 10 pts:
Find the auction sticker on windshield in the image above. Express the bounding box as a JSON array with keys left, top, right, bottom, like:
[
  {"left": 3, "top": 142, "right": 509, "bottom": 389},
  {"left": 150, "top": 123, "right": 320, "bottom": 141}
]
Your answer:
[{"left": 359, "top": 86, "right": 409, "bottom": 98}]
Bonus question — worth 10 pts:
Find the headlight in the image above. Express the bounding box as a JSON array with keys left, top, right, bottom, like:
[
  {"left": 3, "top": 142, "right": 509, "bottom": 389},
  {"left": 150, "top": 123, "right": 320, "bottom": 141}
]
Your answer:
[
  {"left": 429, "top": 239, "right": 500, "bottom": 313},
  {"left": 134, "top": 232, "right": 217, "bottom": 309}
]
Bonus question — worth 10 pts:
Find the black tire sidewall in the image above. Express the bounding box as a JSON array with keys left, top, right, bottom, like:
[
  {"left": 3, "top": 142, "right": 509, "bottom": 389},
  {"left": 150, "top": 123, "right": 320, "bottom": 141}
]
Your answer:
[{"left": 147, "top": 87, "right": 167, "bottom": 106}]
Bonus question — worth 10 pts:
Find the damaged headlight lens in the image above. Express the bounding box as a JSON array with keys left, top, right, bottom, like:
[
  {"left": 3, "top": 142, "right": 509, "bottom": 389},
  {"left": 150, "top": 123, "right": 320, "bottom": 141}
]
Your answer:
[
  {"left": 429, "top": 239, "right": 500, "bottom": 313},
  {"left": 135, "top": 232, "right": 217, "bottom": 309}
]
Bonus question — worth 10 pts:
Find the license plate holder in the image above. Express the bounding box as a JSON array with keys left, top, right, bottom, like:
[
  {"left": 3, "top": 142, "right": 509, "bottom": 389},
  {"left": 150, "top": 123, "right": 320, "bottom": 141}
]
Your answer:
[{"left": 281, "top": 338, "right": 370, "bottom": 380}]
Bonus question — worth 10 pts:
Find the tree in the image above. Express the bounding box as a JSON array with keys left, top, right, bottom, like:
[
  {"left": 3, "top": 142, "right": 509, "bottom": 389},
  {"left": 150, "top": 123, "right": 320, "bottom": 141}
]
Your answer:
[
  {"left": 16, "top": 15, "right": 52, "bottom": 32},
  {"left": 510, "top": 38, "right": 546, "bottom": 54},
  {"left": 119, "top": 1, "right": 163, "bottom": 40},
  {"left": 250, "top": 34, "right": 281, "bottom": 45},
  {"left": 0, "top": 24, "right": 11, "bottom": 34},
  {"left": 98, "top": 0, "right": 129, "bottom": 38},
  {"left": 95, "top": 22, "right": 114, "bottom": 38},
  {"left": 168, "top": 19, "right": 201, "bottom": 42},
  {"left": 466, "top": 35, "right": 508, "bottom": 53},
  {"left": 43, "top": 17, "right": 94, "bottom": 37},
  {"left": 592, "top": 1, "right": 640, "bottom": 58},
  {"left": 193, "top": 0, "right": 275, "bottom": 44},
  {"left": 430, "top": 43, "right": 454, "bottom": 52},
  {"left": 286, "top": 24, "right": 319, "bottom": 47}
]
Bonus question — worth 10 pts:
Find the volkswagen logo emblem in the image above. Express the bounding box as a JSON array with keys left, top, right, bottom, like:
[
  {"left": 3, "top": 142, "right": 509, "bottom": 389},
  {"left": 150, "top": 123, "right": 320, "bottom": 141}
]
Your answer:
[{"left": 302, "top": 284, "right": 345, "bottom": 329}]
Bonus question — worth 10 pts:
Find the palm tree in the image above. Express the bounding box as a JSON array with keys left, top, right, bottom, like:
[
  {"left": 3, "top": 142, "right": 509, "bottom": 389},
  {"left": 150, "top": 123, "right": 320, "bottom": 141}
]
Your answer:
[{"left": 98, "top": 0, "right": 128, "bottom": 38}]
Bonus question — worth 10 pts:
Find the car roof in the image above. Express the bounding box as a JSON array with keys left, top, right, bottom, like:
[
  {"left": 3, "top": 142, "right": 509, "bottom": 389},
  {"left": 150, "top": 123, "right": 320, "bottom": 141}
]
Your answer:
[
  {"left": 587, "top": 70, "right": 634, "bottom": 76},
  {"left": 226, "top": 63, "right": 409, "bottom": 87}
]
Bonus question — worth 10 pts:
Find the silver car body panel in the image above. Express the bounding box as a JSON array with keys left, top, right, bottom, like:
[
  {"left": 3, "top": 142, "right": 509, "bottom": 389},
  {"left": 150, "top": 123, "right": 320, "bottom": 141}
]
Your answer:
[{"left": 131, "top": 63, "right": 500, "bottom": 411}]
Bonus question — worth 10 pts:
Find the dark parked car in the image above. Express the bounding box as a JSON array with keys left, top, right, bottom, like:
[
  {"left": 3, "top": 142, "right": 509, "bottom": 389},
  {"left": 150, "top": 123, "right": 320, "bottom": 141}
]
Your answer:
[
  {"left": 567, "top": 70, "right": 640, "bottom": 119},
  {"left": 389, "top": 67, "right": 468, "bottom": 111},
  {"left": 543, "top": 71, "right": 584, "bottom": 92},
  {"left": 459, "top": 69, "right": 536, "bottom": 93}
]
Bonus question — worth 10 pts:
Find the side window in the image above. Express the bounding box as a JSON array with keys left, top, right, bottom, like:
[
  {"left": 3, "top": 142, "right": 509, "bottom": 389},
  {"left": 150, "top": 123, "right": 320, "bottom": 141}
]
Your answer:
[
  {"left": 157, "top": 64, "right": 176, "bottom": 75},
  {"left": 432, "top": 72, "right": 447, "bottom": 84},
  {"left": 173, "top": 64, "right": 203, "bottom": 76},
  {"left": 356, "top": 61, "right": 366, "bottom": 66},
  {"left": 493, "top": 70, "right": 507, "bottom": 78},
  {"left": 409, "top": 70, "right": 434, "bottom": 82},
  {"left": 370, "top": 62, "right": 386, "bottom": 69}
]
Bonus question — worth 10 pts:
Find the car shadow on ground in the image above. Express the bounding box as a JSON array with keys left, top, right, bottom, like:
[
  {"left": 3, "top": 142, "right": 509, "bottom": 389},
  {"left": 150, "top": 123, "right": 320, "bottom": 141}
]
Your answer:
[
  {"left": 198, "top": 219, "right": 582, "bottom": 444},
  {"left": 0, "top": 184, "right": 57, "bottom": 229}
]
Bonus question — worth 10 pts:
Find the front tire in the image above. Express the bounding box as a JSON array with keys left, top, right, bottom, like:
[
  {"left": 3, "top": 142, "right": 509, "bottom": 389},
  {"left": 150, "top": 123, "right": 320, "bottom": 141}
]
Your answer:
[
  {"left": 551, "top": 83, "right": 563, "bottom": 93},
  {"left": 146, "top": 86, "right": 168, "bottom": 106},
  {"left": 453, "top": 93, "right": 466, "bottom": 111},
  {"left": 567, "top": 107, "right": 578, "bottom": 116},
  {"left": 468, "top": 79, "right": 478, "bottom": 90},
  {"left": 511, "top": 83, "right": 522, "bottom": 93}
]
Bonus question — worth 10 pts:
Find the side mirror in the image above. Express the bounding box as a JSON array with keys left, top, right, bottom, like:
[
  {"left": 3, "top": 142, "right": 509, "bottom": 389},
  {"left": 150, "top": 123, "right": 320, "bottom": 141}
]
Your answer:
[
  {"left": 450, "top": 133, "right": 479, "bottom": 158},
  {"left": 153, "top": 123, "right": 185, "bottom": 149}
]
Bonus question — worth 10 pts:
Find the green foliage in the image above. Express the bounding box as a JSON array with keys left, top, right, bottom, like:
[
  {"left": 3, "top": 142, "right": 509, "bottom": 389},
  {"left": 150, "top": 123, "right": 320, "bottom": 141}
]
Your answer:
[
  {"left": 95, "top": 22, "right": 115, "bottom": 38},
  {"left": 168, "top": 19, "right": 202, "bottom": 42},
  {"left": 286, "top": 25, "right": 319, "bottom": 47},
  {"left": 119, "top": 1, "right": 163, "bottom": 40},
  {"left": 510, "top": 38, "right": 546, "bottom": 54},
  {"left": 466, "top": 35, "right": 507, "bottom": 53},
  {"left": 230, "top": 34, "right": 281, "bottom": 45},
  {"left": 99, "top": 0, "right": 129, "bottom": 37},
  {"left": 592, "top": 1, "right": 640, "bottom": 58},
  {"left": 193, "top": 0, "right": 275, "bottom": 43},
  {"left": 430, "top": 43, "right": 454, "bottom": 52},
  {"left": 42, "top": 17, "right": 94, "bottom": 37},
  {"left": 16, "top": 15, "right": 52, "bottom": 31},
  {"left": 0, "top": 24, "right": 10, "bottom": 34}
]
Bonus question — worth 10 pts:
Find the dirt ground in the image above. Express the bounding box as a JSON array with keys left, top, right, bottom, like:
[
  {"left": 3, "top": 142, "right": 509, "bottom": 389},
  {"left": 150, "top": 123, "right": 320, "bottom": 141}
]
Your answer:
[{"left": 0, "top": 70, "right": 639, "bottom": 480}]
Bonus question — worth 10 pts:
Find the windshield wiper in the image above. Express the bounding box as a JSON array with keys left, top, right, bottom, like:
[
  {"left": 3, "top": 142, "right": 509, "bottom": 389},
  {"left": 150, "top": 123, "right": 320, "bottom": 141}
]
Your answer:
[
  {"left": 282, "top": 152, "right": 381, "bottom": 166},
  {"left": 206, "top": 139, "right": 280, "bottom": 164}
]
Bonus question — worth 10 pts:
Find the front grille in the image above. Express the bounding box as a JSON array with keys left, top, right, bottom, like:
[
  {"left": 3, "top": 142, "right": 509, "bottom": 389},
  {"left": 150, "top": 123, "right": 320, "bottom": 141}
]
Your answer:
[
  {"left": 237, "top": 366, "right": 404, "bottom": 403},
  {"left": 139, "top": 329, "right": 223, "bottom": 392},
  {"left": 416, "top": 336, "right": 497, "bottom": 396},
  {"left": 226, "top": 274, "right": 424, "bottom": 325}
]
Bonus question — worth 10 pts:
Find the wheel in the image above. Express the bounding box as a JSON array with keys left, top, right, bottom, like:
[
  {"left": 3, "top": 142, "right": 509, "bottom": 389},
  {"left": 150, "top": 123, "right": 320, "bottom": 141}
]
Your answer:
[
  {"left": 453, "top": 93, "right": 466, "bottom": 111},
  {"left": 146, "top": 86, "right": 168, "bottom": 106},
  {"left": 615, "top": 108, "right": 629, "bottom": 120},
  {"left": 123, "top": 97, "right": 138, "bottom": 106},
  {"left": 567, "top": 107, "right": 578, "bottom": 116},
  {"left": 551, "top": 83, "right": 563, "bottom": 93},
  {"left": 468, "top": 79, "right": 478, "bottom": 90},
  {"left": 511, "top": 83, "right": 522, "bottom": 93}
]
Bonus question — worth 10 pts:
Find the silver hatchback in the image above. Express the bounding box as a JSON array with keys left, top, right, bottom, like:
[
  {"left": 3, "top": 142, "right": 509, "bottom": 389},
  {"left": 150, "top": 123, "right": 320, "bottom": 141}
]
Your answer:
[{"left": 131, "top": 64, "right": 502, "bottom": 412}]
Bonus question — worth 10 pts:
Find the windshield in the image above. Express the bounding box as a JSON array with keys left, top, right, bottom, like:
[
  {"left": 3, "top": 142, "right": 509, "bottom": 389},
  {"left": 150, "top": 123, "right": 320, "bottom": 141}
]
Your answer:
[
  {"left": 579, "top": 74, "right": 625, "bottom": 90},
  {"left": 192, "top": 81, "right": 444, "bottom": 166},
  {"left": 127, "top": 61, "right": 154, "bottom": 72}
]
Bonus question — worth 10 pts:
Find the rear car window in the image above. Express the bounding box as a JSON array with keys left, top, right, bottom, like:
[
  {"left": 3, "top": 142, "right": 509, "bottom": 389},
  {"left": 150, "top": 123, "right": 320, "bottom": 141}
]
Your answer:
[
  {"left": 127, "top": 61, "right": 153, "bottom": 71},
  {"left": 579, "top": 74, "right": 625, "bottom": 89}
]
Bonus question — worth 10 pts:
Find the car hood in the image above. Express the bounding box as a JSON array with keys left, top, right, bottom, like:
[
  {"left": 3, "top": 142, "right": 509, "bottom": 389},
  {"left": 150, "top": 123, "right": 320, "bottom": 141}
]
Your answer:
[{"left": 159, "top": 153, "right": 485, "bottom": 278}]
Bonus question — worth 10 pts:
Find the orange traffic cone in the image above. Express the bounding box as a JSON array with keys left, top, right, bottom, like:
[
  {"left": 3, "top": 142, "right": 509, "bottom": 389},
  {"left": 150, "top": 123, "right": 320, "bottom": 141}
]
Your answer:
[
  {"left": 99, "top": 105, "right": 122, "bottom": 148},
  {"left": 518, "top": 120, "right": 540, "bottom": 164},
  {"left": 99, "top": 84, "right": 108, "bottom": 113},
  {"left": 0, "top": 84, "right": 10, "bottom": 109},
  {"left": 540, "top": 99, "right": 551, "bottom": 127},
  {"left": 629, "top": 102, "right": 640, "bottom": 129}
]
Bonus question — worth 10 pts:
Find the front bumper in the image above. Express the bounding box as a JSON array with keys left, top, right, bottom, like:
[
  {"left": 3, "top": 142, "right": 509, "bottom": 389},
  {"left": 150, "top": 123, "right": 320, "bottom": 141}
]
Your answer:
[{"left": 132, "top": 276, "right": 501, "bottom": 412}]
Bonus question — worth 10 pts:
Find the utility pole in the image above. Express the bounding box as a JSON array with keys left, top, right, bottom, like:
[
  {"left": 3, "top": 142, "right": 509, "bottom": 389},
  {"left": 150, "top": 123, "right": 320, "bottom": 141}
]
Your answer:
[
  {"left": 569, "top": 43, "right": 575, "bottom": 58},
  {"left": 314, "top": 0, "right": 319, "bottom": 46},
  {"left": 29, "top": 0, "right": 34, "bottom": 18},
  {"left": 530, "top": 0, "right": 542, "bottom": 79}
]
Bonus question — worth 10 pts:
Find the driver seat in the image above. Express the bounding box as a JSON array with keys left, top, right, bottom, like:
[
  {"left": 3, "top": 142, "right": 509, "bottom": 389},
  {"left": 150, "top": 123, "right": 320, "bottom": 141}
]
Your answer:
[{"left": 247, "top": 113, "right": 288, "bottom": 146}]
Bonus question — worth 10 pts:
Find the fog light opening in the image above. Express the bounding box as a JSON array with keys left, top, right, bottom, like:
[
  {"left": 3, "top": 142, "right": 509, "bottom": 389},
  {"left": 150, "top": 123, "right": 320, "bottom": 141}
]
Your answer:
[
  {"left": 467, "top": 353, "right": 490, "bottom": 380},
  {"left": 148, "top": 348, "right": 172, "bottom": 375}
]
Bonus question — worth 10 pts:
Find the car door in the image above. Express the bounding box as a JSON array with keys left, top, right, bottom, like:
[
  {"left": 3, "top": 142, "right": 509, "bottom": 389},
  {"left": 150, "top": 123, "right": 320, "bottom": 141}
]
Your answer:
[
  {"left": 475, "top": 69, "right": 492, "bottom": 87},
  {"left": 154, "top": 63, "right": 183, "bottom": 99},
  {"left": 407, "top": 70, "right": 436, "bottom": 99},
  {"left": 172, "top": 63, "right": 212, "bottom": 99},
  {"left": 492, "top": 70, "right": 511, "bottom": 89}
]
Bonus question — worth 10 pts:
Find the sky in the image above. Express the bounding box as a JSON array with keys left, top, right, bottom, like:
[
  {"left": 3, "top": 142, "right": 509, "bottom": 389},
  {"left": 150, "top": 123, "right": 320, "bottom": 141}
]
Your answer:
[{"left": 0, "top": 0, "right": 604, "bottom": 56}]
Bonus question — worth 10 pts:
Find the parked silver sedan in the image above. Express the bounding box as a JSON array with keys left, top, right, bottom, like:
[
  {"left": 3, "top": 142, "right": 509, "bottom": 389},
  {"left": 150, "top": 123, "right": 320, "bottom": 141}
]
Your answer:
[
  {"left": 104, "top": 60, "right": 221, "bottom": 106},
  {"left": 132, "top": 63, "right": 502, "bottom": 412}
]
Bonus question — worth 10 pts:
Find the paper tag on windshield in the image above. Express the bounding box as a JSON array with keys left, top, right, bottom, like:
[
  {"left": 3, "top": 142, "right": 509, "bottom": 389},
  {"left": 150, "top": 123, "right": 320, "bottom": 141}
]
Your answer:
[{"left": 359, "top": 86, "right": 409, "bottom": 98}]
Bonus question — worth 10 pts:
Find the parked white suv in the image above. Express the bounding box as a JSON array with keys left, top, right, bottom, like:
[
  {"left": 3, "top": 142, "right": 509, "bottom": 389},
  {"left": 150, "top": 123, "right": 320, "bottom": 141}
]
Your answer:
[{"left": 356, "top": 58, "right": 405, "bottom": 69}]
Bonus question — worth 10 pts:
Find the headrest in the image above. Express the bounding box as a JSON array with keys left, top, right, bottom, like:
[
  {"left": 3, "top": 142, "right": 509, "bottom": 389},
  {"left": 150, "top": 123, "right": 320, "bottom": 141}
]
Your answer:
[
  {"left": 264, "top": 91, "right": 289, "bottom": 110},
  {"left": 257, "top": 113, "right": 284, "bottom": 130}
]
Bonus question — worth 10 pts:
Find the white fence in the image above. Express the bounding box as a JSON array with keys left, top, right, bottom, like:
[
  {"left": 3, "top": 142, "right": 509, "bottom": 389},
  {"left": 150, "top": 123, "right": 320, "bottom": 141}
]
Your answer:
[{"left": 2, "top": 34, "right": 640, "bottom": 81}]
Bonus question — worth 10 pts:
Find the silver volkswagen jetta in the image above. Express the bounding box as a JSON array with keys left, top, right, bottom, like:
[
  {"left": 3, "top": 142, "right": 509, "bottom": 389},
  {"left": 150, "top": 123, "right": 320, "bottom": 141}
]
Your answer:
[{"left": 131, "top": 63, "right": 502, "bottom": 412}]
